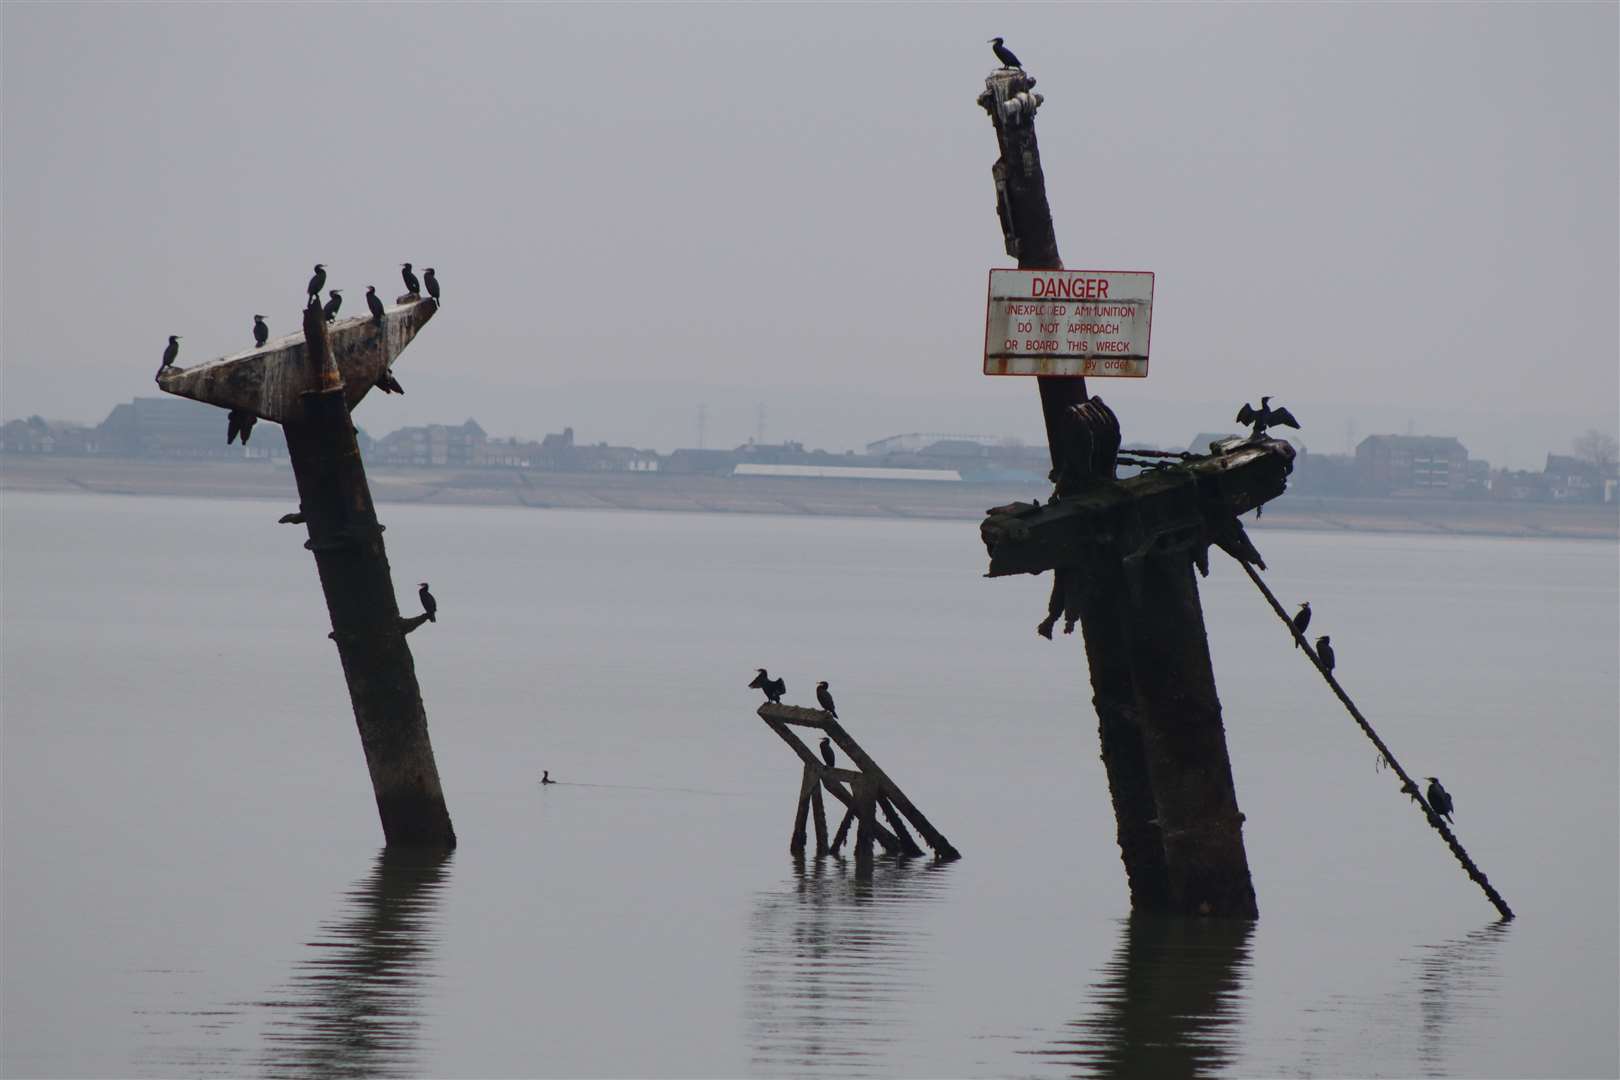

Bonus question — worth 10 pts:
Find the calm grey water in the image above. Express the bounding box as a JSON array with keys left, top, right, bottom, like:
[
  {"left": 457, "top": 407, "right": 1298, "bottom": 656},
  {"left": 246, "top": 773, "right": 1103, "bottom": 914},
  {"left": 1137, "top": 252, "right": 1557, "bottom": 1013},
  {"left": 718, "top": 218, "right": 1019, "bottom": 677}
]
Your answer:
[{"left": 2, "top": 490, "right": 1616, "bottom": 1079}]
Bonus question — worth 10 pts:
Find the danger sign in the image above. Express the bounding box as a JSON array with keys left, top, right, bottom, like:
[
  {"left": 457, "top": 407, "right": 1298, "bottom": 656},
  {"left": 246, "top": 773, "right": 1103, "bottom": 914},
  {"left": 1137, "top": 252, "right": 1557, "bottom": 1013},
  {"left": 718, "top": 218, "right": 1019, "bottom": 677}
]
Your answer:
[{"left": 984, "top": 269, "right": 1154, "bottom": 377}]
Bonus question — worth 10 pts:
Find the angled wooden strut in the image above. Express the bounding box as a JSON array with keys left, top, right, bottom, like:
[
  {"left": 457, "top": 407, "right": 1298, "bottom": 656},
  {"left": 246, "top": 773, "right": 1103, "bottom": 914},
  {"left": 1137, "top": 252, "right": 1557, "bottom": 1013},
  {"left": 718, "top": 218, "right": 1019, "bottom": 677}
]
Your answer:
[{"left": 758, "top": 703, "right": 958, "bottom": 862}]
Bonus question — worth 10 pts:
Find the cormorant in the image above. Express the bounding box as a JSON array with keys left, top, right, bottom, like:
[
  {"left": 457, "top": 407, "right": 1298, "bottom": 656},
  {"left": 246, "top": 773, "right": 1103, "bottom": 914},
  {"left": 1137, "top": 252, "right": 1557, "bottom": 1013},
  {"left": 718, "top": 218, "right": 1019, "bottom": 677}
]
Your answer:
[
  {"left": 158, "top": 335, "right": 180, "bottom": 377},
  {"left": 422, "top": 267, "right": 440, "bottom": 305},
  {"left": 989, "top": 36, "right": 1022, "bottom": 69},
  {"left": 1236, "top": 396, "right": 1301, "bottom": 438},
  {"left": 366, "top": 285, "right": 385, "bottom": 322},
  {"left": 307, "top": 263, "right": 327, "bottom": 303},
  {"left": 227, "top": 408, "right": 257, "bottom": 445},
  {"left": 1290, "top": 601, "right": 1312, "bottom": 647},
  {"left": 323, "top": 289, "right": 343, "bottom": 321},
  {"left": 819, "top": 736, "right": 835, "bottom": 769},
  {"left": 1315, "top": 634, "right": 1335, "bottom": 673},
  {"left": 749, "top": 667, "right": 786, "bottom": 704},
  {"left": 375, "top": 366, "right": 404, "bottom": 395},
  {"left": 541, "top": 770, "right": 556, "bottom": 785},
  {"left": 419, "top": 582, "right": 437, "bottom": 622},
  {"left": 253, "top": 315, "right": 269, "bottom": 347},
  {"left": 1424, "top": 776, "right": 1454, "bottom": 824},
  {"left": 816, "top": 680, "right": 838, "bottom": 719},
  {"left": 401, "top": 263, "right": 420, "bottom": 296}
]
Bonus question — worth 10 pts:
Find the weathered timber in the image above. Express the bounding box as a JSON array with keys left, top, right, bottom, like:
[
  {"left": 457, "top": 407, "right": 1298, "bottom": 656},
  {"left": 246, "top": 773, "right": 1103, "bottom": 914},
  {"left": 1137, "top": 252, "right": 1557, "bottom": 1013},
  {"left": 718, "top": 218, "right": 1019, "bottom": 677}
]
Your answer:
[
  {"left": 810, "top": 779, "right": 829, "bottom": 856},
  {"left": 157, "top": 299, "right": 436, "bottom": 424},
  {"left": 791, "top": 763, "right": 816, "bottom": 854},
  {"left": 762, "top": 704, "right": 961, "bottom": 861},
  {"left": 758, "top": 709, "right": 901, "bottom": 852},
  {"left": 980, "top": 63, "right": 1276, "bottom": 914},
  {"left": 877, "top": 793, "right": 925, "bottom": 858},
  {"left": 853, "top": 775, "right": 879, "bottom": 862},
  {"left": 830, "top": 803, "right": 856, "bottom": 854}
]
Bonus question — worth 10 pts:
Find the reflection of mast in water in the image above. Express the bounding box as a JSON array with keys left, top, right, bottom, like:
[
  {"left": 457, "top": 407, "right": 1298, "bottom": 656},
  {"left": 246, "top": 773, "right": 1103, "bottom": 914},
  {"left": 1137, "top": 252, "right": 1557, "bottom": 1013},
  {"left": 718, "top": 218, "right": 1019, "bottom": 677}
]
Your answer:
[
  {"left": 745, "top": 855, "right": 954, "bottom": 1078},
  {"left": 258, "top": 848, "right": 453, "bottom": 1079},
  {"left": 1412, "top": 921, "right": 1512, "bottom": 1075},
  {"left": 1037, "top": 916, "right": 1253, "bottom": 1080}
]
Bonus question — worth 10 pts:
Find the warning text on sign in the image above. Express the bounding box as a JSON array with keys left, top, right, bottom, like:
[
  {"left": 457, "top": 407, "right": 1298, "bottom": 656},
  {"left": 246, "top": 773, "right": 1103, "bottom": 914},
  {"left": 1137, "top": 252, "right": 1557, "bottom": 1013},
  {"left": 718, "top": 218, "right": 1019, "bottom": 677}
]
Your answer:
[{"left": 983, "top": 269, "right": 1155, "bottom": 378}]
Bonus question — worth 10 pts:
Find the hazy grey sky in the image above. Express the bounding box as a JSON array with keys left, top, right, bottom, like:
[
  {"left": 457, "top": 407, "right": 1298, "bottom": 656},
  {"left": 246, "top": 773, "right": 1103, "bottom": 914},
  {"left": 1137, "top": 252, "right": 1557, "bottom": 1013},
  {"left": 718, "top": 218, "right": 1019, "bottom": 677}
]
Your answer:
[{"left": 3, "top": 2, "right": 1615, "bottom": 467}]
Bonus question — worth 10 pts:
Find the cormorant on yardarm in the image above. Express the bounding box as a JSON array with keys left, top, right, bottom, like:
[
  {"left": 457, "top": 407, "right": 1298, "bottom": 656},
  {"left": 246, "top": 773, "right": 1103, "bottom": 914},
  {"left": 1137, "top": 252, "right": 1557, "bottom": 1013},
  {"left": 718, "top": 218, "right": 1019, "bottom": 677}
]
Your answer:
[
  {"left": 158, "top": 335, "right": 180, "bottom": 377},
  {"left": 375, "top": 366, "right": 405, "bottom": 395},
  {"left": 227, "top": 408, "right": 257, "bottom": 446},
  {"left": 1290, "top": 601, "right": 1312, "bottom": 647},
  {"left": 366, "top": 285, "right": 385, "bottom": 322},
  {"left": 419, "top": 582, "right": 437, "bottom": 622},
  {"left": 1424, "top": 776, "right": 1454, "bottom": 824},
  {"left": 816, "top": 680, "right": 838, "bottom": 719},
  {"left": 819, "top": 736, "right": 836, "bottom": 769},
  {"left": 541, "top": 770, "right": 556, "bottom": 785},
  {"left": 1315, "top": 634, "right": 1335, "bottom": 673},
  {"left": 422, "top": 267, "right": 440, "bottom": 305},
  {"left": 749, "top": 668, "right": 786, "bottom": 704},
  {"left": 1236, "top": 396, "right": 1301, "bottom": 438},
  {"left": 323, "top": 289, "right": 343, "bottom": 321},
  {"left": 401, "top": 263, "right": 420, "bottom": 297},
  {"left": 306, "top": 263, "right": 327, "bottom": 303},
  {"left": 253, "top": 315, "right": 269, "bottom": 348},
  {"left": 988, "top": 36, "right": 1022, "bottom": 69}
]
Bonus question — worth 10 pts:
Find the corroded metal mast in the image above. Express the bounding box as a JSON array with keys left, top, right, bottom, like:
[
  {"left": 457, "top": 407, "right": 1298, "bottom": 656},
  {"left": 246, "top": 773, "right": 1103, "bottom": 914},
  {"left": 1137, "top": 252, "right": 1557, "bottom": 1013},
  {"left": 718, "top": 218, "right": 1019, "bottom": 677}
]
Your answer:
[
  {"left": 159, "top": 298, "right": 455, "bottom": 847},
  {"left": 980, "top": 65, "right": 1271, "bottom": 916}
]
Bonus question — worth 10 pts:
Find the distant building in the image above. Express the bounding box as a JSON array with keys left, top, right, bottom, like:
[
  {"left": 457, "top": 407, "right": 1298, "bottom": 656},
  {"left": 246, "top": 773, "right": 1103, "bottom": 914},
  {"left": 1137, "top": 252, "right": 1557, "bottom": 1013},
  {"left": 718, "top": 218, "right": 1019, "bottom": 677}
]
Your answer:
[
  {"left": 92, "top": 397, "right": 286, "bottom": 459},
  {"left": 1542, "top": 454, "right": 1608, "bottom": 503},
  {"left": 373, "top": 419, "right": 486, "bottom": 467},
  {"left": 525, "top": 426, "right": 658, "bottom": 472},
  {"left": 664, "top": 448, "right": 740, "bottom": 475},
  {"left": 0, "top": 416, "right": 96, "bottom": 455},
  {"left": 1355, "top": 435, "right": 1469, "bottom": 495},
  {"left": 865, "top": 433, "right": 1011, "bottom": 455}
]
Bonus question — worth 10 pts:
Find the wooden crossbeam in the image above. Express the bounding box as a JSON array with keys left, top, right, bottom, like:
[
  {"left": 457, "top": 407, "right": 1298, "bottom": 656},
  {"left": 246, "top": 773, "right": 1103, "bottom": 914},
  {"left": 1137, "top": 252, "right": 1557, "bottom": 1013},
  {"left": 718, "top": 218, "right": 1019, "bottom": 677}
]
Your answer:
[{"left": 758, "top": 703, "right": 959, "bottom": 861}]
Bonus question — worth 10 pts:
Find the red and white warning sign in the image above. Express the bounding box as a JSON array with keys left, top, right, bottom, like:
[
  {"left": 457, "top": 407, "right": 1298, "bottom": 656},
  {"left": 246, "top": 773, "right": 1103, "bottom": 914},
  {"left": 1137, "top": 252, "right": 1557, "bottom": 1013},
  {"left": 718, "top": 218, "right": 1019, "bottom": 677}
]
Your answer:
[{"left": 983, "top": 269, "right": 1154, "bottom": 377}]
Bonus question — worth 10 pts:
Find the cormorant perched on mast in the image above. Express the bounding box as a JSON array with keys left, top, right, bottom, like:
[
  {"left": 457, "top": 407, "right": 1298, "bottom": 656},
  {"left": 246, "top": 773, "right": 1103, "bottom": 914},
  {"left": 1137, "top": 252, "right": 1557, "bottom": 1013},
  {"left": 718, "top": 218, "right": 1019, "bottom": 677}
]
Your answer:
[
  {"left": 541, "top": 770, "right": 556, "bottom": 785},
  {"left": 227, "top": 408, "right": 257, "bottom": 446},
  {"left": 157, "top": 335, "right": 180, "bottom": 377},
  {"left": 306, "top": 263, "right": 326, "bottom": 304},
  {"left": 253, "top": 315, "right": 268, "bottom": 348},
  {"left": 1236, "top": 396, "right": 1301, "bottom": 438},
  {"left": 816, "top": 680, "right": 838, "bottom": 719},
  {"left": 1315, "top": 634, "right": 1335, "bottom": 673},
  {"left": 819, "top": 736, "right": 835, "bottom": 769},
  {"left": 988, "top": 36, "right": 1023, "bottom": 69},
  {"left": 749, "top": 668, "right": 786, "bottom": 704},
  {"left": 1424, "top": 776, "right": 1454, "bottom": 824},
  {"left": 401, "top": 262, "right": 420, "bottom": 297},
  {"left": 418, "top": 582, "right": 437, "bottom": 623},
  {"left": 323, "top": 289, "right": 343, "bottom": 321},
  {"left": 1290, "top": 601, "right": 1312, "bottom": 647},
  {"left": 422, "top": 267, "right": 440, "bottom": 305},
  {"left": 365, "top": 285, "right": 385, "bottom": 322}
]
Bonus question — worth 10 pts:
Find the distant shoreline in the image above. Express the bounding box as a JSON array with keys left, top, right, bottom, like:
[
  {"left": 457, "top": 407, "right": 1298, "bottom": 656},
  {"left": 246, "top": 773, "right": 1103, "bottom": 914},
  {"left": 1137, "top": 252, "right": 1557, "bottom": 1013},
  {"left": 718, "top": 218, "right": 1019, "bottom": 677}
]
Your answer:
[{"left": 3, "top": 455, "right": 1615, "bottom": 541}]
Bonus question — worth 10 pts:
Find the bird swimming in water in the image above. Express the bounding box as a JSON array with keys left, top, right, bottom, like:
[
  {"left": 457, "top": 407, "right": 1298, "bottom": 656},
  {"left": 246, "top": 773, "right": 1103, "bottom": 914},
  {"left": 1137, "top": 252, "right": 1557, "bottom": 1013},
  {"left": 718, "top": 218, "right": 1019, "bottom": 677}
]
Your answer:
[
  {"left": 366, "top": 285, "right": 385, "bottom": 322},
  {"left": 749, "top": 668, "right": 786, "bottom": 704},
  {"left": 541, "top": 770, "right": 556, "bottom": 785},
  {"left": 1424, "top": 776, "right": 1454, "bottom": 824},
  {"left": 375, "top": 366, "right": 404, "bottom": 395},
  {"left": 1315, "top": 634, "right": 1335, "bottom": 673},
  {"left": 253, "top": 315, "right": 268, "bottom": 347},
  {"left": 819, "top": 736, "right": 835, "bottom": 769},
  {"left": 401, "top": 262, "right": 420, "bottom": 297},
  {"left": 988, "top": 36, "right": 1022, "bottom": 69},
  {"left": 227, "top": 408, "right": 257, "bottom": 446},
  {"left": 423, "top": 267, "right": 440, "bottom": 305},
  {"left": 158, "top": 335, "right": 180, "bottom": 377},
  {"left": 816, "top": 680, "right": 838, "bottom": 719},
  {"left": 1291, "top": 601, "right": 1312, "bottom": 647},
  {"left": 306, "top": 263, "right": 327, "bottom": 304},
  {"left": 419, "top": 582, "right": 437, "bottom": 622},
  {"left": 1236, "top": 396, "right": 1301, "bottom": 438},
  {"left": 323, "top": 289, "right": 343, "bottom": 321}
]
